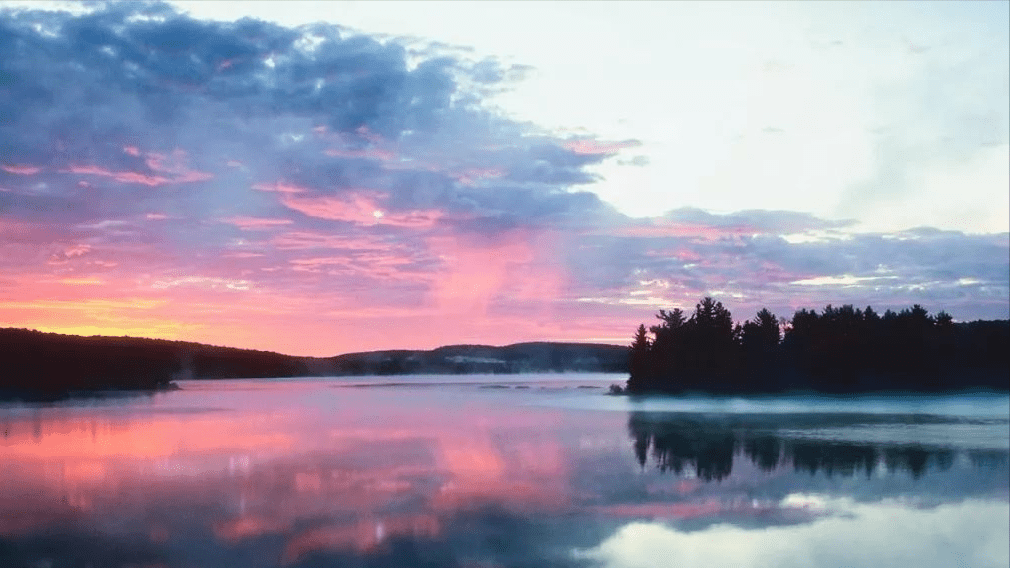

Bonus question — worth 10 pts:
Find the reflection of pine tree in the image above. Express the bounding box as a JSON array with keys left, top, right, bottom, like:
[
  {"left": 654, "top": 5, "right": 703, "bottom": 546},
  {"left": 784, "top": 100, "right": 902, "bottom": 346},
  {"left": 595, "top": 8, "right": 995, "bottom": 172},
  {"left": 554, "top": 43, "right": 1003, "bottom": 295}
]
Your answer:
[
  {"left": 627, "top": 414, "right": 736, "bottom": 481},
  {"left": 627, "top": 413, "right": 976, "bottom": 480},
  {"left": 883, "top": 446, "right": 933, "bottom": 479},
  {"left": 633, "top": 431, "right": 650, "bottom": 469},
  {"left": 743, "top": 435, "right": 782, "bottom": 471},
  {"left": 789, "top": 442, "right": 876, "bottom": 478}
]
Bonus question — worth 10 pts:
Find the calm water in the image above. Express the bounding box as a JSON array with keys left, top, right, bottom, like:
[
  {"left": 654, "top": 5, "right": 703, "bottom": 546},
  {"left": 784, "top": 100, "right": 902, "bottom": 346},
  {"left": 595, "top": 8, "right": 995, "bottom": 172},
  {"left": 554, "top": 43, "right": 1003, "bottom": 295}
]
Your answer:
[{"left": 1, "top": 374, "right": 1007, "bottom": 568}]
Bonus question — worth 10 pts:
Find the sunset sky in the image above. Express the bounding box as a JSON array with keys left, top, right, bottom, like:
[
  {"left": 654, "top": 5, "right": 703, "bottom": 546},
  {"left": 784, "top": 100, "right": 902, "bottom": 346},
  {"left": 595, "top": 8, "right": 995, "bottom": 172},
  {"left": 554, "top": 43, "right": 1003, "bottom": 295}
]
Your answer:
[{"left": 1, "top": 1, "right": 1007, "bottom": 356}]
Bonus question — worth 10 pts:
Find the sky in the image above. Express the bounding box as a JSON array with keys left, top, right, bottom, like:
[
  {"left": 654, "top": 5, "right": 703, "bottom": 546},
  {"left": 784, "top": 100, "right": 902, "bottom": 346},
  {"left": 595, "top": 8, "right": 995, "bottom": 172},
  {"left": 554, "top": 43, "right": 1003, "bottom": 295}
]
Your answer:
[{"left": 0, "top": 1, "right": 1007, "bottom": 356}]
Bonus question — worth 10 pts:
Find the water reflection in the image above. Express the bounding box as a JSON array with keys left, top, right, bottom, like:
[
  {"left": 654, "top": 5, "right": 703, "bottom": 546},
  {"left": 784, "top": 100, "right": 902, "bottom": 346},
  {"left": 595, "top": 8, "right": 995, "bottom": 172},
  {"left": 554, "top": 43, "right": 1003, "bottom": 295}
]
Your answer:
[
  {"left": 576, "top": 498, "right": 1010, "bottom": 568},
  {"left": 629, "top": 412, "right": 1002, "bottom": 480},
  {"left": 0, "top": 378, "right": 1007, "bottom": 568}
]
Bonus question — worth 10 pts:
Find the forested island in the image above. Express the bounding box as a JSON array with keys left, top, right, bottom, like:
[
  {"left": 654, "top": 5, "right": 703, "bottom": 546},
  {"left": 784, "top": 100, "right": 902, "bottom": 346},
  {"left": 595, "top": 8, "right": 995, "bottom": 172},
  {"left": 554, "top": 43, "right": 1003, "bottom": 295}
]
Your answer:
[
  {"left": 0, "top": 328, "right": 626, "bottom": 397},
  {"left": 627, "top": 297, "right": 1009, "bottom": 394}
]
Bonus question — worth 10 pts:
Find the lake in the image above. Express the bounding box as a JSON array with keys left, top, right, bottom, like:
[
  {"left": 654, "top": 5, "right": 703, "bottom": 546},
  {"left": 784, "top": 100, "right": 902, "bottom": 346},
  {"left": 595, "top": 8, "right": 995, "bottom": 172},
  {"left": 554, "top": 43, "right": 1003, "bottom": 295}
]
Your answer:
[{"left": 1, "top": 374, "right": 1007, "bottom": 568}]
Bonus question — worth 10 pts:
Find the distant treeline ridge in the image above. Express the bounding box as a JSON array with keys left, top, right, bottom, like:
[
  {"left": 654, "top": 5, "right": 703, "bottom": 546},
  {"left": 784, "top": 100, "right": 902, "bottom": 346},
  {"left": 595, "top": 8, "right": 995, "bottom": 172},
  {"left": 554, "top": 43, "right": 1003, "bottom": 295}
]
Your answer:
[
  {"left": 0, "top": 329, "right": 307, "bottom": 395},
  {"left": 0, "top": 328, "right": 626, "bottom": 396}
]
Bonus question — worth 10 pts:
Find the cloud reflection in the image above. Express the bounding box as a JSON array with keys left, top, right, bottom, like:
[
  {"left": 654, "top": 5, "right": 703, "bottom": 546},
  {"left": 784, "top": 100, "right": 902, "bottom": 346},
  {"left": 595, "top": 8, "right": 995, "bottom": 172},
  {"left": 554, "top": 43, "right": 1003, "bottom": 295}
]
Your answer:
[
  {"left": 0, "top": 381, "right": 1007, "bottom": 567},
  {"left": 576, "top": 498, "right": 1009, "bottom": 568}
]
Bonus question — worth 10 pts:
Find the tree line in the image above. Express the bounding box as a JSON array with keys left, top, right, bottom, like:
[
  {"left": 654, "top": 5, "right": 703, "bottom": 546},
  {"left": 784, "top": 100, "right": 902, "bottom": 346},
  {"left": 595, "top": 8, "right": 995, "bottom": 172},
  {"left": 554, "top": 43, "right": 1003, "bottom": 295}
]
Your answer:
[
  {"left": 627, "top": 297, "right": 1009, "bottom": 394},
  {"left": 0, "top": 328, "right": 308, "bottom": 397}
]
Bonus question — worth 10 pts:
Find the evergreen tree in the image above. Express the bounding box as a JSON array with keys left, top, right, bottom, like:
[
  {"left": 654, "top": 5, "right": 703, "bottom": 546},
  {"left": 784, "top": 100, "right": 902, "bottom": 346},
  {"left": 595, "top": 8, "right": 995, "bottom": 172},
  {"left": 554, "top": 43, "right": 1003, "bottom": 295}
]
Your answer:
[
  {"left": 649, "top": 308, "right": 687, "bottom": 390},
  {"left": 627, "top": 324, "right": 653, "bottom": 391}
]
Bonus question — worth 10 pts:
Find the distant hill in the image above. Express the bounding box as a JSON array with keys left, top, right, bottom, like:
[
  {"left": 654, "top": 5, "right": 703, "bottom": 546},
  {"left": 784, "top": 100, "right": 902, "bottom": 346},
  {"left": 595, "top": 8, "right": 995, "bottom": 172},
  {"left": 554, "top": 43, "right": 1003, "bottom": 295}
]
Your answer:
[
  {"left": 316, "top": 342, "right": 630, "bottom": 375},
  {"left": 0, "top": 328, "right": 629, "bottom": 396}
]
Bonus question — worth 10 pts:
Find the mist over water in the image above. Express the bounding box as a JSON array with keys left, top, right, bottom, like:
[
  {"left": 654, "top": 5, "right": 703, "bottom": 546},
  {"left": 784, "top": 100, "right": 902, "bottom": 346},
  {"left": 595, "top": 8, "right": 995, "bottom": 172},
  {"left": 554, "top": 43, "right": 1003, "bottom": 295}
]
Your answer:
[{"left": 1, "top": 374, "right": 1007, "bottom": 568}]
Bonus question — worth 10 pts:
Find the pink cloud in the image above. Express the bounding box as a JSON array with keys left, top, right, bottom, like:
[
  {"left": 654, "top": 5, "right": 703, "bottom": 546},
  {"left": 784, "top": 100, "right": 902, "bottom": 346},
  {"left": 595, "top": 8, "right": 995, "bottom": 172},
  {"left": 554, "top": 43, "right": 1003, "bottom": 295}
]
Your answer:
[
  {"left": 63, "top": 244, "right": 91, "bottom": 257},
  {"left": 354, "top": 125, "right": 383, "bottom": 144},
  {"left": 280, "top": 193, "right": 443, "bottom": 228},
  {"left": 65, "top": 149, "right": 212, "bottom": 186},
  {"left": 563, "top": 138, "right": 641, "bottom": 155},
  {"left": 270, "top": 231, "right": 387, "bottom": 251},
  {"left": 323, "top": 147, "right": 398, "bottom": 161},
  {"left": 280, "top": 193, "right": 384, "bottom": 224},
  {"left": 66, "top": 165, "right": 171, "bottom": 187},
  {"left": 425, "top": 232, "right": 567, "bottom": 317},
  {"left": 603, "top": 221, "right": 756, "bottom": 241},
  {"left": 453, "top": 167, "right": 505, "bottom": 186},
  {"left": 252, "top": 181, "right": 309, "bottom": 194},
  {"left": 289, "top": 252, "right": 427, "bottom": 281},
  {"left": 144, "top": 150, "right": 214, "bottom": 182},
  {"left": 47, "top": 244, "right": 92, "bottom": 265},
  {"left": 753, "top": 260, "right": 809, "bottom": 284},
  {"left": 172, "top": 170, "right": 215, "bottom": 183},
  {"left": 56, "top": 277, "right": 104, "bottom": 286},
  {"left": 645, "top": 247, "right": 702, "bottom": 261},
  {"left": 317, "top": 124, "right": 408, "bottom": 163},
  {"left": 220, "top": 216, "right": 295, "bottom": 230},
  {"left": 289, "top": 257, "right": 349, "bottom": 267},
  {"left": 1, "top": 164, "right": 41, "bottom": 175},
  {"left": 0, "top": 219, "right": 78, "bottom": 246},
  {"left": 222, "top": 252, "right": 266, "bottom": 258},
  {"left": 378, "top": 210, "right": 444, "bottom": 228}
]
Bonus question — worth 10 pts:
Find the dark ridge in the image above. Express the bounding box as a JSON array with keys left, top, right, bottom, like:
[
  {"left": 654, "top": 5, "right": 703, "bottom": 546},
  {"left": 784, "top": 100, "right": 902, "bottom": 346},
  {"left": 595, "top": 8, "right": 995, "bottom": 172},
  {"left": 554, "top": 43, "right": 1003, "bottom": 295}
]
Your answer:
[
  {"left": 317, "top": 342, "right": 629, "bottom": 376},
  {"left": 0, "top": 328, "right": 629, "bottom": 396},
  {"left": 0, "top": 328, "right": 309, "bottom": 397}
]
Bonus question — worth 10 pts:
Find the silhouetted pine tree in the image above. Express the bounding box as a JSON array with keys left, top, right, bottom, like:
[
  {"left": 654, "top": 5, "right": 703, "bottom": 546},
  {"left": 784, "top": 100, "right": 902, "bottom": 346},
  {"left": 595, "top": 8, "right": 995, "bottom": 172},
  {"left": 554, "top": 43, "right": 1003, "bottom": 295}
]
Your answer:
[
  {"left": 627, "top": 324, "right": 654, "bottom": 392},
  {"left": 740, "top": 308, "right": 782, "bottom": 388}
]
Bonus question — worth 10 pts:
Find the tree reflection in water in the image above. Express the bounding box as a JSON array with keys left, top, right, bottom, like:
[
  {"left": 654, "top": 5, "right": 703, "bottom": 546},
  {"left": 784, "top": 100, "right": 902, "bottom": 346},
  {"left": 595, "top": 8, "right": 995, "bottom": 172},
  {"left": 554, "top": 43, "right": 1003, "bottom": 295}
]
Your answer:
[
  {"left": 628, "top": 412, "right": 975, "bottom": 481},
  {"left": 0, "top": 383, "right": 1005, "bottom": 568}
]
